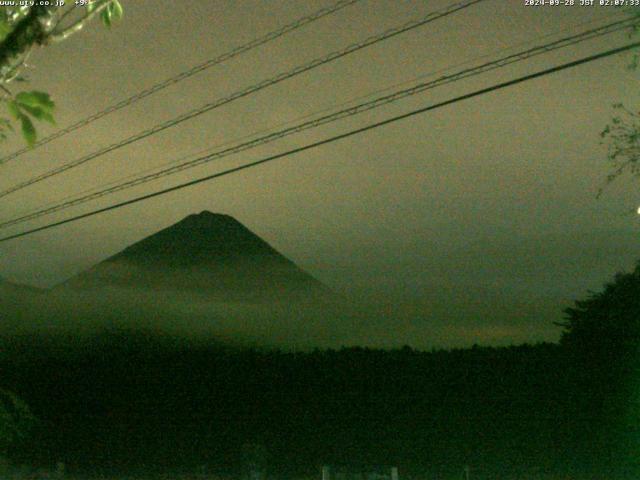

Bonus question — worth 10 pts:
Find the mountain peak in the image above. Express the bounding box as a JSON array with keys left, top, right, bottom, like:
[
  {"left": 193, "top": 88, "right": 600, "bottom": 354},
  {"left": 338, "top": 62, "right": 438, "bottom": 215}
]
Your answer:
[
  {"left": 114, "top": 212, "right": 282, "bottom": 266},
  {"left": 60, "top": 213, "right": 329, "bottom": 302},
  {"left": 170, "top": 211, "right": 238, "bottom": 229},
  {"left": 182, "top": 210, "right": 233, "bottom": 222}
]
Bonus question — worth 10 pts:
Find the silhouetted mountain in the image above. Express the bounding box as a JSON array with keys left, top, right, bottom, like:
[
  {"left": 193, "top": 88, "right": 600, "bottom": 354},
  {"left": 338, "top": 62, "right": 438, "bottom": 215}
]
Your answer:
[
  {"left": 0, "top": 276, "right": 42, "bottom": 305},
  {"left": 0, "top": 276, "right": 40, "bottom": 293},
  {"left": 0, "top": 213, "right": 355, "bottom": 348},
  {"left": 0, "top": 278, "right": 43, "bottom": 334},
  {"left": 58, "top": 211, "right": 330, "bottom": 303}
]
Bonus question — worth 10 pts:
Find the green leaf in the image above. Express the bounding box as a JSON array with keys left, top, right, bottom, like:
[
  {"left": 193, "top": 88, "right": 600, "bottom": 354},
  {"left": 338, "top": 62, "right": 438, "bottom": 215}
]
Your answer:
[
  {"left": 19, "top": 113, "right": 35, "bottom": 147},
  {"left": 100, "top": 7, "right": 111, "bottom": 28},
  {"left": 6, "top": 100, "right": 20, "bottom": 120},
  {"left": 87, "top": 0, "right": 100, "bottom": 13},
  {"left": 19, "top": 104, "right": 55, "bottom": 125},
  {"left": 15, "top": 91, "right": 55, "bottom": 125},
  {"left": 16, "top": 90, "right": 54, "bottom": 112},
  {"left": 100, "top": 1, "right": 123, "bottom": 28},
  {"left": 110, "top": 0, "right": 123, "bottom": 22},
  {"left": 0, "top": 13, "right": 11, "bottom": 43}
]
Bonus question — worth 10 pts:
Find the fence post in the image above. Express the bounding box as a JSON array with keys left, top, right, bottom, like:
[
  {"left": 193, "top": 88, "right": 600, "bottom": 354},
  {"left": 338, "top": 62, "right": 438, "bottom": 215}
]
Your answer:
[{"left": 322, "top": 465, "right": 331, "bottom": 480}]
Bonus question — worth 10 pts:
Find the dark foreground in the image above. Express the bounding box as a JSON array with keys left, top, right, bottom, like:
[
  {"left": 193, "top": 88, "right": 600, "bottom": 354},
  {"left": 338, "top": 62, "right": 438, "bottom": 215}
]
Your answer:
[{"left": 1, "top": 331, "right": 638, "bottom": 480}]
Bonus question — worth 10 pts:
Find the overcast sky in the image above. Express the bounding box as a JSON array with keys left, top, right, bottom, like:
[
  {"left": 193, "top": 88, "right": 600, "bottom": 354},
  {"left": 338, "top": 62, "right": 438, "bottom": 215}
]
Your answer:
[{"left": 0, "top": 0, "right": 638, "bottom": 348}]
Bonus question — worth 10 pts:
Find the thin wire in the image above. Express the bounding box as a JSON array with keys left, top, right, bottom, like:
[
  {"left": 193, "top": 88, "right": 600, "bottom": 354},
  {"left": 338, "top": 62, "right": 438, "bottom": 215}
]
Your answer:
[
  {"left": 1, "top": 16, "right": 634, "bottom": 230},
  {"left": 0, "top": 0, "right": 363, "bottom": 165},
  {"left": 0, "top": 0, "right": 486, "bottom": 199},
  {"left": 14, "top": 9, "right": 629, "bottom": 215},
  {"left": 1, "top": 40, "right": 637, "bottom": 244},
  {"left": 39, "top": 9, "right": 627, "bottom": 207}
]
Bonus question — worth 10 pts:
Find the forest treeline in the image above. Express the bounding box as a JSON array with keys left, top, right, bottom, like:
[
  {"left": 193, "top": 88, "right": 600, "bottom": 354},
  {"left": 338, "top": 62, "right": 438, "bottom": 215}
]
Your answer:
[
  {"left": 0, "top": 335, "right": 635, "bottom": 479},
  {"left": 1, "top": 261, "right": 639, "bottom": 479}
]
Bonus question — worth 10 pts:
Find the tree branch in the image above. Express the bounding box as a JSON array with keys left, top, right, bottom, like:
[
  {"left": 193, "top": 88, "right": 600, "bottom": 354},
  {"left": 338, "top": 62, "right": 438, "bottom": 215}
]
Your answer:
[
  {"left": 50, "top": 0, "right": 113, "bottom": 42},
  {"left": 0, "top": 5, "right": 58, "bottom": 80},
  {"left": 0, "top": 83, "right": 11, "bottom": 98}
]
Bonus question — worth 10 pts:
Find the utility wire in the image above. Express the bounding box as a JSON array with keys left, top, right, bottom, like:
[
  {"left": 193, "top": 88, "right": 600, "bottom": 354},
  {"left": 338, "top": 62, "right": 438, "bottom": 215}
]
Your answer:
[
  {"left": 0, "top": 0, "right": 485, "bottom": 199},
  {"left": 0, "top": 40, "right": 637, "bottom": 244},
  {"left": 21, "top": 10, "right": 624, "bottom": 215},
  {"left": 0, "top": 0, "right": 362, "bottom": 166},
  {"left": 0, "top": 16, "right": 635, "bottom": 230}
]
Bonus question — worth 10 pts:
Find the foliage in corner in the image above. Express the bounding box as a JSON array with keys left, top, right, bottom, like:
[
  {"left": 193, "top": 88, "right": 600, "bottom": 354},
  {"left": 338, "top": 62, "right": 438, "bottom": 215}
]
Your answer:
[
  {"left": 88, "top": 0, "right": 123, "bottom": 28},
  {"left": 0, "top": 1, "right": 123, "bottom": 148},
  {"left": 558, "top": 259, "right": 640, "bottom": 351},
  {"left": 598, "top": 103, "right": 640, "bottom": 197},
  {"left": 557, "top": 259, "right": 640, "bottom": 470},
  {"left": 599, "top": 8, "right": 640, "bottom": 195},
  {"left": 2, "top": 90, "right": 55, "bottom": 146}
]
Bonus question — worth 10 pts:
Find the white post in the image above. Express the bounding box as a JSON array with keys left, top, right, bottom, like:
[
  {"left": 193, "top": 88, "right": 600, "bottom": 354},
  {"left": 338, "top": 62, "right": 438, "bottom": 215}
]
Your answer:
[
  {"left": 322, "top": 465, "right": 331, "bottom": 480},
  {"left": 391, "top": 467, "right": 398, "bottom": 480}
]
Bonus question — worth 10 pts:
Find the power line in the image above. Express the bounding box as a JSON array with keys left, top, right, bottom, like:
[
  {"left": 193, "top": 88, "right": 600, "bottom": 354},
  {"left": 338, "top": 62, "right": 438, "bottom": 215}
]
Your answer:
[
  {"left": 1, "top": 40, "right": 637, "bottom": 244},
  {"left": 0, "top": 16, "right": 634, "bottom": 230},
  {"left": 0, "top": 0, "right": 363, "bottom": 166},
  {"left": 16, "top": 10, "right": 623, "bottom": 216},
  {"left": 0, "top": 20, "right": 634, "bottom": 228},
  {"left": 0, "top": 0, "right": 485, "bottom": 199}
]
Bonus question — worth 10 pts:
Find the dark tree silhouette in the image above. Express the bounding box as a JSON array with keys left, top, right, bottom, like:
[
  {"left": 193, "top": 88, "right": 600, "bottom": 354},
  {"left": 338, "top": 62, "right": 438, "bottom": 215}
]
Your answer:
[
  {"left": 558, "top": 259, "right": 640, "bottom": 476},
  {"left": 559, "top": 259, "right": 640, "bottom": 352}
]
